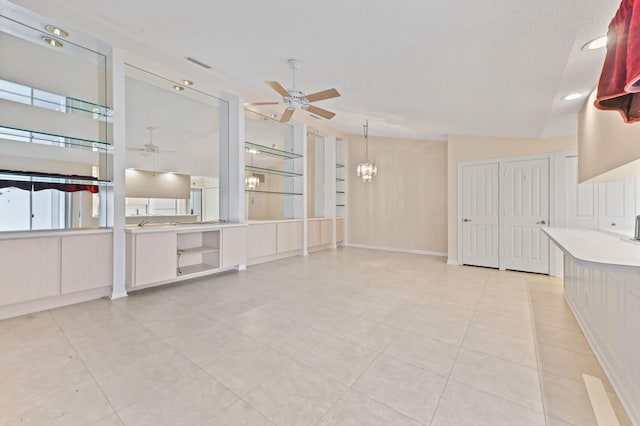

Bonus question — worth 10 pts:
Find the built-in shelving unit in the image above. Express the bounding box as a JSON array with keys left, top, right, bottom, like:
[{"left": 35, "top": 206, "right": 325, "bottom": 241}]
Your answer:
[
  {"left": 0, "top": 17, "right": 112, "bottom": 232},
  {"left": 244, "top": 109, "right": 303, "bottom": 221},
  {"left": 176, "top": 230, "right": 220, "bottom": 275},
  {"left": 336, "top": 147, "right": 347, "bottom": 218}
]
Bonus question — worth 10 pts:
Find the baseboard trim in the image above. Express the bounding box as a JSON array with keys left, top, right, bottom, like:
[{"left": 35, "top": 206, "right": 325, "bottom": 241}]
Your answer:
[
  {"left": 447, "top": 259, "right": 459, "bottom": 265},
  {"left": 0, "top": 287, "right": 111, "bottom": 320},
  {"left": 345, "top": 243, "right": 447, "bottom": 257}
]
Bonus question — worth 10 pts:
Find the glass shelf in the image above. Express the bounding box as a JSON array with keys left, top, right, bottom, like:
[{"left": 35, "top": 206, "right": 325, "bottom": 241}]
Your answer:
[
  {"left": 0, "top": 79, "right": 110, "bottom": 119},
  {"left": 336, "top": 163, "right": 345, "bottom": 168},
  {"left": 0, "top": 170, "right": 111, "bottom": 185},
  {"left": 245, "top": 141, "right": 301, "bottom": 160},
  {"left": 246, "top": 189, "right": 303, "bottom": 196},
  {"left": 245, "top": 165, "right": 302, "bottom": 178},
  {"left": 0, "top": 126, "right": 111, "bottom": 151}
]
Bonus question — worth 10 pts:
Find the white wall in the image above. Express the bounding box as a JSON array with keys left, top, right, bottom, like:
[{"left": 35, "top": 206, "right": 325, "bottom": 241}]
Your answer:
[
  {"left": 579, "top": 89, "right": 640, "bottom": 183},
  {"left": 347, "top": 135, "right": 448, "bottom": 254}
]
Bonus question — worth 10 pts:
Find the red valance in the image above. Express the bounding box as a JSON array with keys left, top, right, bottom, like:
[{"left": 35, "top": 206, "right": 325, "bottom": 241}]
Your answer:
[
  {"left": 0, "top": 170, "right": 100, "bottom": 193},
  {"left": 595, "top": 0, "right": 640, "bottom": 122}
]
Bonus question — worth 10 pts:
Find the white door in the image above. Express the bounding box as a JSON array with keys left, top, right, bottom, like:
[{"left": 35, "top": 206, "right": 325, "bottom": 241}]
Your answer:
[
  {"left": 565, "top": 156, "right": 599, "bottom": 229},
  {"left": 598, "top": 178, "right": 637, "bottom": 231},
  {"left": 503, "top": 158, "right": 549, "bottom": 274},
  {"left": 461, "top": 163, "right": 500, "bottom": 268}
]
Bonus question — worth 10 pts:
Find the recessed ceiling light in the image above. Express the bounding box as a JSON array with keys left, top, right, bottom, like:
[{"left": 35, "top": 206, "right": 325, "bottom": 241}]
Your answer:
[
  {"left": 563, "top": 93, "right": 583, "bottom": 101},
  {"left": 173, "top": 85, "right": 184, "bottom": 91},
  {"left": 270, "top": 113, "right": 277, "bottom": 119},
  {"left": 182, "top": 80, "right": 193, "bottom": 86},
  {"left": 582, "top": 35, "right": 607, "bottom": 51},
  {"left": 42, "top": 37, "right": 63, "bottom": 47},
  {"left": 45, "top": 25, "right": 68, "bottom": 37}
]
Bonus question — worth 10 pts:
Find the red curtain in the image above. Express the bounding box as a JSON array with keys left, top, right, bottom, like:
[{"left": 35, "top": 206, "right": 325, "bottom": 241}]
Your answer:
[
  {"left": 595, "top": 0, "right": 640, "bottom": 122},
  {"left": 0, "top": 170, "right": 100, "bottom": 193}
]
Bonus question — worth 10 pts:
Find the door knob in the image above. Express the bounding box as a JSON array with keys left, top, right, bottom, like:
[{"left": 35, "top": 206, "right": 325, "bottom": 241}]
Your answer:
[
  {"left": 537, "top": 220, "right": 546, "bottom": 225},
  {"left": 463, "top": 218, "right": 471, "bottom": 222}
]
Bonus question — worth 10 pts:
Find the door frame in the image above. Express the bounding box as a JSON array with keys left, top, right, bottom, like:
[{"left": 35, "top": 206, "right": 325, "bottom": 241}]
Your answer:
[{"left": 457, "top": 152, "right": 571, "bottom": 276}]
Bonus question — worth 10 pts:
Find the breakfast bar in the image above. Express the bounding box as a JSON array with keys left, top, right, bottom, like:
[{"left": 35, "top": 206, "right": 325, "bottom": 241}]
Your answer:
[{"left": 544, "top": 228, "right": 640, "bottom": 425}]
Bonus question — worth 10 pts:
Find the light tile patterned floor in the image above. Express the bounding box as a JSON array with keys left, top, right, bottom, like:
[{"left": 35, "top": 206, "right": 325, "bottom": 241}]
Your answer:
[{"left": 0, "top": 247, "right": 633, "bottom": 425}]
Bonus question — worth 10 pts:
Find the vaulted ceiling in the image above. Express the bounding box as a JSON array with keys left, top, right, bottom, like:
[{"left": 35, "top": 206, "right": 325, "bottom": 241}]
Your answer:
[{"left": 10, "top": 0, "right": 622, "bottom": 140}]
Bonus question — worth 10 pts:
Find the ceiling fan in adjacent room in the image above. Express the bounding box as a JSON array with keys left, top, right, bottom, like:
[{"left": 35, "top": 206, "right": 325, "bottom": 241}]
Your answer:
[
  {"left": 246, "top": 59, "right": 341, "bottom": 123},
  {"left": 126, "top": 127, "right": 177, "bottom": 156}
]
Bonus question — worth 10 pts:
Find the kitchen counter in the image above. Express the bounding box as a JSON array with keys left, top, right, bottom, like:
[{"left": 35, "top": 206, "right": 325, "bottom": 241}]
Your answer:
[
  {"left": 544, "top": 227, "right": 640, "bottom": 425},
  {"left": 125, "top": 222, "right": 245, "bottom": 233},
  {"left": 543, "top": 228, "right": 640, "bottom": 271}
]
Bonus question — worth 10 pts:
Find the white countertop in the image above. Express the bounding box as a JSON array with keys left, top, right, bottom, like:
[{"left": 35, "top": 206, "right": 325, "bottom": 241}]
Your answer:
[
  {"left": 544, "top": 228, "right": 640, "bottom": 269},
  {"left": 125, "top": 222, "right": 245, "bottom": 233},
  {"left": 247, "top": 219, "right": 304, "bottom": 225},
  {"left": 0, "top": 227, "right": 112, "bottom": 240}
]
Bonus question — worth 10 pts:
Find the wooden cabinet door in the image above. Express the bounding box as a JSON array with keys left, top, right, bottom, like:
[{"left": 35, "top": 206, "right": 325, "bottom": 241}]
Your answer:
[
  {"left": 336, "top": 218, "right": 345, "bottom": 243},
  {"left": 247, "top": 223, "right": 277, "bottom": 259},
  {"left": 133, "top": 232, "right": 176, "bottom": 287},
  {"left": 307, "top": 221, "right": 321, "bottom": 247},
  {"left": 0, "top": 237, "right": 61, "bottom": 305},
  {"left": 222, "top": 226, "right": 247, "bottom": 268},
  {"left": 320, "top": 219, "right": 333, "bottom": 245},
  {"left": 61, "top": 233, "right": 112, "bottom": 294},
  {"left": 277, "top": 221, "right": 303, "bottom": 253}
]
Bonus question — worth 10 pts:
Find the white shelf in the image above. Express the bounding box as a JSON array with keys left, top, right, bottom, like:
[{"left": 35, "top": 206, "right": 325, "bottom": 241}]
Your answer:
[
  {"left": 177, "top": 247, "right": 220, "bottom": 256},
  {"left": 177, "top": 263, "right": 219, "bottom": 276}
]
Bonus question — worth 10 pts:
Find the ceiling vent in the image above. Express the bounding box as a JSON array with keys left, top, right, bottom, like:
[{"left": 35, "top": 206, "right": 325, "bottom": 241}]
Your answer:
[{"left": 186, "top": 57, "right": 212, "bottom": 69}]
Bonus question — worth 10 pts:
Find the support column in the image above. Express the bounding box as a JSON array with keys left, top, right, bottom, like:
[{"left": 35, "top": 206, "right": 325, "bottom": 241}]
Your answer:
[{"left": 110, "top": 47, "right": 127, "bottom": 299}]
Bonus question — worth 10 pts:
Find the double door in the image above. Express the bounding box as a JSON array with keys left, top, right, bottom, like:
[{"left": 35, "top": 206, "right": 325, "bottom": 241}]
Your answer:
[{"left": 460, "top": 157, "right": 550, "bottom": 274}]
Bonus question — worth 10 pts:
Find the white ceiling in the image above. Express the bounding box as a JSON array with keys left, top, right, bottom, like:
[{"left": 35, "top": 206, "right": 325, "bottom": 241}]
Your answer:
[{"left": 11, "top": 0, "right": 622, "bottom": 140}]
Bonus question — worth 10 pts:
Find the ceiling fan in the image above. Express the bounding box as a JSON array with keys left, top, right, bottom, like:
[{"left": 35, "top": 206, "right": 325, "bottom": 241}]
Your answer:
[
  {"left": 247, "top": 59, "right": 341, "bottom": 123},
  {"left": 127, "top": 127, "right": 177, "bottom": 156}
]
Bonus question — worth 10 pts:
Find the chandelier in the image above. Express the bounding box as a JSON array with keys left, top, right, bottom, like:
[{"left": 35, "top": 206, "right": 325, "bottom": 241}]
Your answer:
[{"left": 356, "top": 119, "right": 377, "bottom": 182}]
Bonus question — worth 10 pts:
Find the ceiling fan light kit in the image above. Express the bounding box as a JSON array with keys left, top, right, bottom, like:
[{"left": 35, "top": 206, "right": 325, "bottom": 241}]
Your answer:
[
  {"left": 356, "top": 120, "right": 377, "bottom": 182},
  {"left": 246, "top": 59, "right": 341, "bottom": 123}
]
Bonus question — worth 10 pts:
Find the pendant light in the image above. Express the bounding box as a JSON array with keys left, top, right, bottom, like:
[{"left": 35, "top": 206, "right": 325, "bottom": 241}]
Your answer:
[
  {"left": 245, "top": 152, "right": 260, "bottom": 190},
  {"left": 356, "top": 120, "right": 377, "bottom": 182}
]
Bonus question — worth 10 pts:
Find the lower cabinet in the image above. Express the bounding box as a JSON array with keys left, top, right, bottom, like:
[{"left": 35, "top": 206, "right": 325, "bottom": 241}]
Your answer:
[
  {"left": 0, "top": 231, "right": 113, "bottom": 317},
  {"left": 132, "top": 232, "right": 177, "bottom": 287},
  {"left": 564, "top": 255, "right": 640, "bottom": 424},
  {"left": 61, "top": 233, "right": 113, "bottom": 294},
  {"left": 0, "top": 236, "right": 61, "bottom": 305},
  {"left": 127, "top": 225, "right": 248, "bottom": 289},
  {"left": 337, "top": 218, "right": 345, "bottom": 243},
  {"left": 308, "top": 218, "right": 334, "bottom": 249},
  {"left": 222, "top": 226, "right": 247, "bottom": 268},
  {"left": 320, "top": 219, "right": 333, "bottom": 245},
  {"left": 247, "top": 223, "right": 277, "bottom": 259},
  {"left": 247, "top": 220, "right": 304, "bottom": 263},
  {"left": 277, "top": 221, "right": 303, "bottom": 253}
]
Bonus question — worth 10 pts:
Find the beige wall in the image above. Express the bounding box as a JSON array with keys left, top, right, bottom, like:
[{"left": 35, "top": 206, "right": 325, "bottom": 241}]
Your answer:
[
  {"left": 579, "top": 89, "right": 640, "bottom": 183},
  {"left": 347, "top": 135, "right": 448, "bottom": 254},
  {"left": 447, "top": 134, "right": 577, "bottom": 261}
]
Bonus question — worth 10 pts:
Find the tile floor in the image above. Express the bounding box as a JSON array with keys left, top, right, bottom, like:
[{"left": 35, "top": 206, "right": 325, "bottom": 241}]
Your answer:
[{"left": 0, "top": 247, "right": 634, "bottom": 425}]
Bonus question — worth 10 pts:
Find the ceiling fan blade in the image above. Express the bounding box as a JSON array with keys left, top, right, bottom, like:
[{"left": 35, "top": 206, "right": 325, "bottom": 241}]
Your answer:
[
  {"left": 305, "top": 104, "right": 336, "bottom": 120},
  {"left": 304, "top": 88, "right": 341, "bottom": 103},
  {"left": 280, "top": 108, "right": 294, "bottom": 123},
  {"left": 266, "top": 81, "right": 291, "bottom": 98},
  {"left": 245, "top": 102, "right": 281, "bottom": 106}
]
